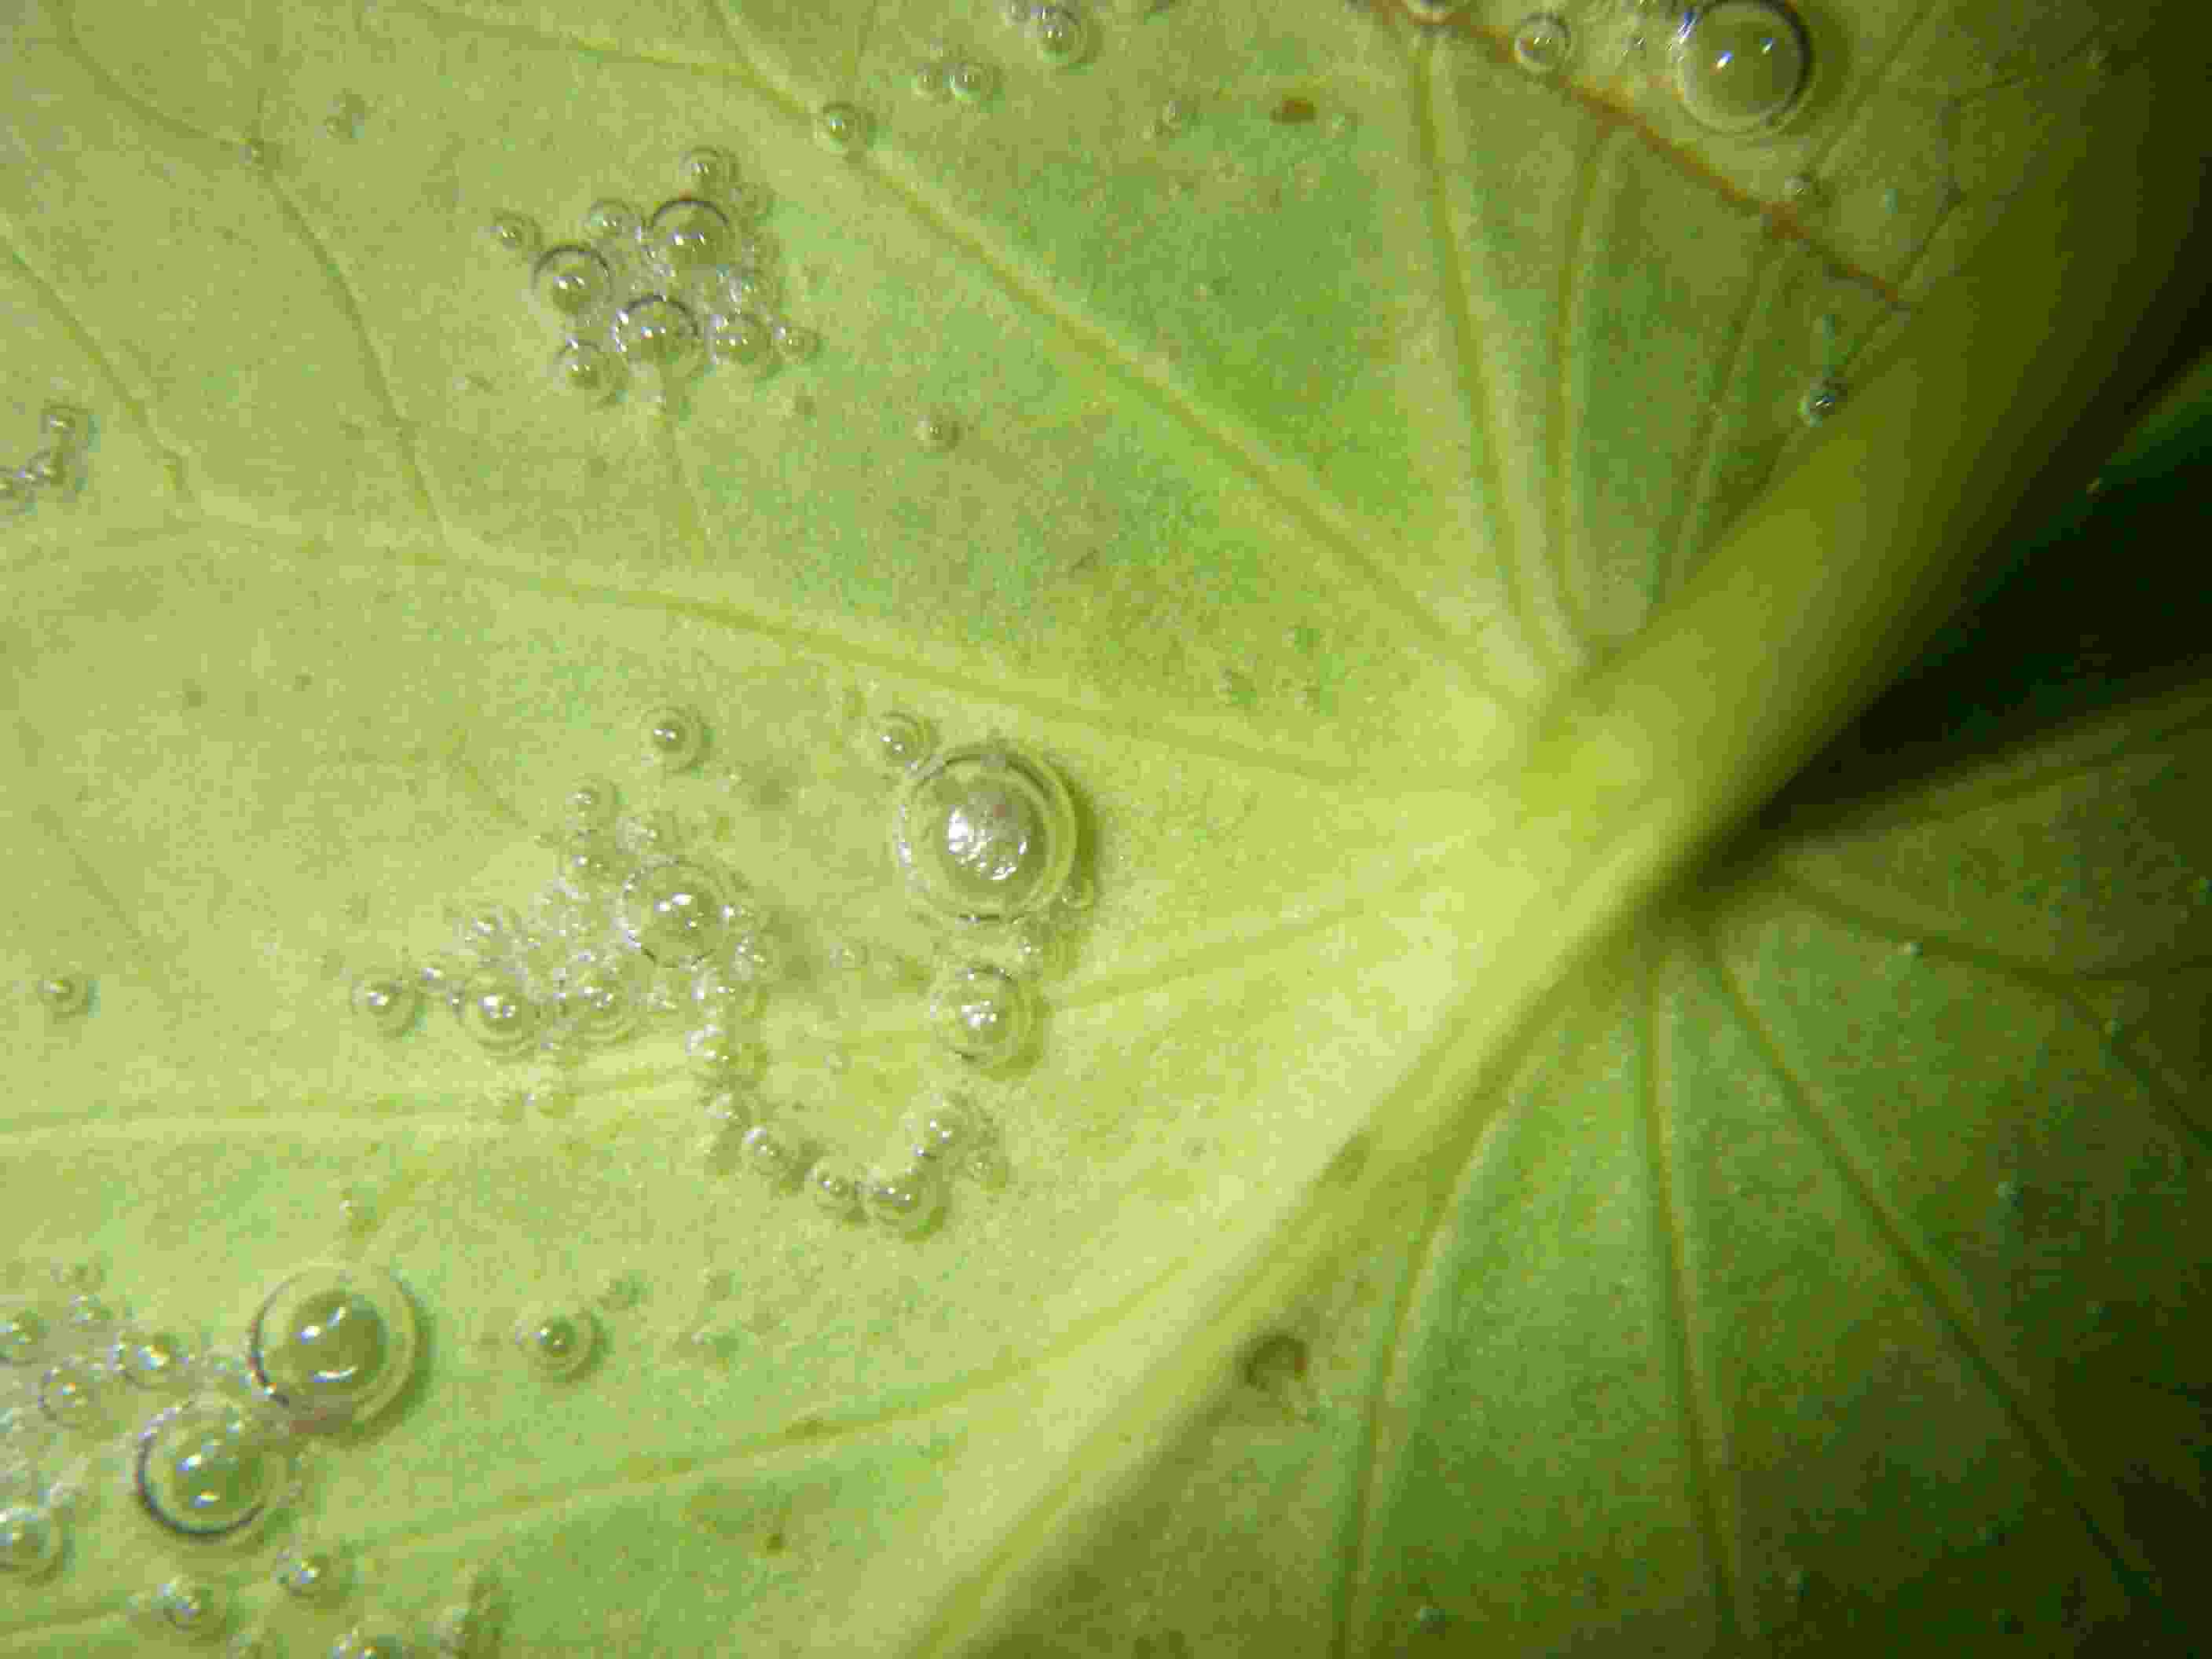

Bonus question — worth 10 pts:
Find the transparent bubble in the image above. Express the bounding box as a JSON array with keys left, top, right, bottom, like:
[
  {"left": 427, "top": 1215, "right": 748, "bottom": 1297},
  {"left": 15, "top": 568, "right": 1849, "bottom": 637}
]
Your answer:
[
  {"left": 707, "top": 311, "right": 778, "bottom": 373},
  {"left": 38, "top": 1356, "right": 109, "bottom": 1431},
  {"left": 892, "top": 742, "right": 1080, "bottom": 921},
  {"left": 485, "top": 212, "right": 541, "bottom": 262},
  {"left": 583, "top": 198, "right": 643, "bottom": 244},
  {"left": 914, "top": 408, "right": 963, "bottom": 453},
  {"left": 612, "top": 295, "right": 705, "bottom": 375},
  {"left": 555, "top": 826, "right": 633, "bottom": 895},
  {"left": 532, "top": 245, "right": 613, "bottom": 318},
  {"left": 31, "top": 974, "right": 93, "bottom": 1019},
  {"left": 350, "top": 973, "right": 420, "bottom": 1039},
  {"left": 513, "top": 1306, "right": 596, "bottom": 1379},
  {"left": 552, "top": 951, "right": 643, "bottom": 1048},
  {"left": 1512, "top": 13, "right": 1571, "bottom": 74},
  {"left": 928, "top": 963, "right": 1035, "bottom": 1068},
  {"left": 247, "top": 1261, "right": 419, "bottom": 1430},
  {"left": 648, "top": 196, "right": 731, "bottom": 271},
  {"left": 691, "top": 958, "right": 764, "bottom": 1022},
  {"left": 0, "top": 1302, "right": 50, "bottom": 1364},
  {"left": 804, "top": 1156, "right": 862, "bottom": 1218},
  {"left": 702, "top": 1086, "right": 753, "bottom": 1136},
  {"left": 459, "top": 975, "right": 542, "bottom": 1059},
  {"left": 814, "top": 101, "right": 873, "bottom": 156},
  {"left": 866, "top": 709, "right": 936, "bottom": 775},
  {"left": 147, "top": 1575, "right": 224, "bottom": 1637},
  {"left": 738, "top": 1122, "right": 810, "bottom": 1190},
  {"left": 566, "top": 775, "right": 621, "bottom": 824},
  {"left": 903, "top": 1093, "right": 976, "bottom": 1162},
  {"left": 1799, "top": 375, "right": 1845, "bottom": 427},
  {"left": 912, "top": 59, "right": 953, "bottom": 101},
  {"left": 617, "top": 856, "right": 738, "bottom": 966},
  {"left": 686, "top": 1022, "right": 764, "bottom": 1084},
  {"left": 679, "top": 145, "right": 742, "bottom": 196},
  {"left": 1029, "top": 4, "right": 1093, "bottom": 67},
  {"left": 771, "top": 319, "right": 821, "bottom": 364},
  {"left": 20, "top": 445, "right": 81, "bottom": 496},
  {"left": 948, "top": 59, "right": 1000, "bottom": 104},
  {"left": 0, "top": 1503, "right": 63, "bottom": 1579},
  {"left": 641, "top": 703, "right": 709, "bottom": 772},
  {"left": 115, "top": 1325, "right": 192, "bottom": 1390},
  {"left": 553, "top": 338, "right": 624, "bottom": 401},
  {"left": 38, "top": 401, "right": 93, "bottom": 451},
  {"left": 134, "top": 1398, "right": 283, "bottom": 1540},
  {"left": 331, "top": 1618, "right": 411, "bottom": 1659},
  {"left": 1670, "top": 1, "right": 1811, "bottom": 134},
  {"left": 862, "top": 1164, "right": 944, "bottom": 1235},
  {"left": 275, "top": 1545, "right": 346, "bottom": 1602},
  {"left": 614, "top": 809, "right": 685, "bottom": 858}
]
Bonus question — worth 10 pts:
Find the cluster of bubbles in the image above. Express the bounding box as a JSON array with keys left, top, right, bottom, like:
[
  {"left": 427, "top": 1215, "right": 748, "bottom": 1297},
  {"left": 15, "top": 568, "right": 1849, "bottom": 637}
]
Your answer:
[
  {"left": 0, "top": 1258, "right": 499, "bottom": 1654},
  {"left": 488, "top": 148, "right": 821, "bottom": 406},
  {"left": 0, "top": 401, "right": 93, "bottom": 523},
  {"left": 350, "top": 702, "right": 1090, "bottom": 1241}
]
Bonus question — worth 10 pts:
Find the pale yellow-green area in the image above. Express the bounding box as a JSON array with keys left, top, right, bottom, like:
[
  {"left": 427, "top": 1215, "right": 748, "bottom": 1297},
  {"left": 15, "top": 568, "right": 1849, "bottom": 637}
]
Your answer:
[{"left": 2, "top": 1, "right": 2207, "bottom": 1655}]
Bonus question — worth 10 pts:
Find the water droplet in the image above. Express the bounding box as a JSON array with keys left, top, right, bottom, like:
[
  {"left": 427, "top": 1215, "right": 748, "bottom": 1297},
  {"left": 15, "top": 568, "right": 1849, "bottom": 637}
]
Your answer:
[
  {"left": 513, "top": 1306, "right": 596, "bottom": 1379},
  {"left": 1798, "top": 375, "right": 1845, "bottom": 427},
  {"left": 914, "top": 407, "right": 963, "bottom": 453},
  {"left": 648, "top": 196, "right": 731, "bottom": 272},
  {"left": 903, "top": 1093, "right": 976, "bottom": 1161},
  {"left": 948, "top": 58, "right": 1000, "bottom": 104},
  {"left": 641, "top": 703, "right": 709, "bottom": 772},
  {"left": 891, "top": 742, "right": 1081, "bottom": 921},
  {"left": 928, "top": 962, "right": 1036, "bottom": 1068},
  {"left": 612, "top": 295, "right": 705, "bottom": 375},
  {"left": 330, "top": 1618, "right": 412, "bottom": 1659},
  {"left": 31, "top": 974, "right": 93, "bottom": 1019},
  {"left": 706, "top": 311, "right": 777, "bottom": 373},
  {"left": 1512, "top": 13, "right": 1572, "bottom": 75},
  {"left": 1028, "top": 3, "right": 1093, "bottom": 68},
  {"left": 350, "top": 972, "right": 420, "bottom": 1038},
  {"left": 738, "top": 1122, "right": 811, "bottom": 1190},
  {"left": 804, "top": 1156, "right": 862, "bottom": 1218},
  {"left": 487, "top": 213, "right": 542, "bottom": 261},
  {"left": 275, "top": 1546, "right": 346, "bottom": 1602},
  {"left": 863, "top": 709, "right": 936, "bottom": 776},
  {"left": 617, "top": 856, "right": 739, "bottom": 966},
  {"left": 247, "top": 1261, "right": 419, "bottom": 1430},
  {"left": 814, "top": 101, "right": 873, "bottom": 157},
  {"left": 134, "top": 1398, "right": 284, "bottom": 1540},
  {"left": 532, "top": 244, "right": 613, "bottom": 318},
  {"left": 1670, "top": 1, "right": 1812, "bottom": 134},
  {"left": 679, "top": 145, "right": 742, "bottom": 196},
  {"left": 38, "top": 1356, "right": 109, "bottom": 1431},
  {"left": 146, "top": 1575, "right": 225, "bottom": 1637},
  {"left": 0, "top": 1302, "right": 50, "bottom": 1364},
  {"left": 416, "top": 954, "right": 471, "bottom": 1014},
  {"left": 0, "top": 1502, "right": 63, "bottom": 1579}
]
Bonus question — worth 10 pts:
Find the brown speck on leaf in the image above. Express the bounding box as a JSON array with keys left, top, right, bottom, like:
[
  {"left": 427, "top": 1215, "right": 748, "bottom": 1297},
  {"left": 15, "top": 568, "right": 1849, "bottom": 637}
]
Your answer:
[{"left": 1272, "top": 95, "right": 1318, "bottom": 125}]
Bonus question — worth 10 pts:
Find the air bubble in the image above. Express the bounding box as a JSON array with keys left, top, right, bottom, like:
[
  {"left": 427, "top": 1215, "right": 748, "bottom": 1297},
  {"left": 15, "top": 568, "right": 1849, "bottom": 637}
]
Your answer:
[
  {"left": 903, "top": 1094, "right": 976, "bottom": 1161},
  {"left": 617, "top": 856, "right": 739, "bottom": 965},
  {"left": 648, "top": 196, "right": 731, "bottom": 271},
  {"left": 134, "top": 1397, "right": 284, "bottom": 1540},
  {"left": 513, "top": 1306, "right": 596, "bottom": 1379},
  {"left": 686, "top": 1022, "right": 764, "bottom": 1084},
  {"left": 1670, "top": 1, "right": 1811, "bottom": 134},
  {"left": 32, "top": 973, "right": 93, "bottom": 1019},
  {"left": 0, "top": 1302, "right": 50, "bottom": 1364},
  {"left": 642, "top": 703, "right": 709, "bottom": 772},
  {"left": 862, "top": 1164, "right": 944, "bottom": 1235},
  {"left": 707, "top": 311, "right": 778, "bottom": 372},
  {"left": 1029, "top": 4, "right": 1093, "bottom": 67},
  {"left": 928, "top": 963, "right": 1035, "bottom": 1068},
  {"left": 39, "top": 401, "right": 93, "bottom": 450},
  {"left": 914, "top": 408, "right": 963, "bottom": 453},
  {"left": 691, "top": 958, "right": 764, "bottom": 1021},
  {"left": 275, "top": 1546, "right": 346, "bottom": 1602},
  {"left": 804, "top": 1156, "right": 862, "bottom": 1218},
  {"left": 912, "top": 59, "right": 953, "bottom": 101},
  {"left": 948, "top": 59, "right": 1000, "bottom": 104},
  {"left": 247, "top": 1261, "right": 419, "bottom": 1430},
  {"left": 814, "top": 102, "right": 873, "bottom": 157},
  {"left": 0, "top": 1502, "right": 63, "bottom": 1579},
  {"left": 866, "top": 710, "right": 936, "bottom": 775},
  {"left": 146, "top": 1575, "right": 224, "bottom": 1638},
  {"left": 459, "top": 975, "right": 542, "bottom": 1059},
  {"left": 331, "top": 1618, "right": 412, "bottom": 1659},
  {"left": 39, "top": 1356, "right": 108, "bottom": 1430},
  {"left": 612, "top": 295, "right": 705, "bottom": 375},
  {"left": 1799, "top": 375, "right": 1844, "bottom": 427},
  {"left": 583, "top": 198, "right": 643, "bottom": 244},
  {"left": 486, "top": 213, "right": 541, "bottom": 261},
  {"left": 115, "top": 1325, "right": 192, "bottom": 1390},
  {"left": 350, "top": 973, "right": 420, "bottom": 1038},
  {"left": 771, "top": 319, "right": 821, "bottom": 364},
  {"left": 738, "top": 1122, "right": 810, "bottom": 1190},
  {"left": 532, "top": 245, "right": 613, "bottom": 318},
  {"left": 892, "top": 742, "right": 1080, "bottom": 921},
  {"left": 679, "top": 146, "right": 742, "bottom": 196},
  {"left": 1512, "top": 13, "right": 1572, "bottom": 74}
]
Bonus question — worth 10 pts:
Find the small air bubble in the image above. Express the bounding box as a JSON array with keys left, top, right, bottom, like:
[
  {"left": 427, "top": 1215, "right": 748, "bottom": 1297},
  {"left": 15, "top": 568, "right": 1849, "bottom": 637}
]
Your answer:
[
  {"left": 679, "top": 145, "right": 742, "bottom": 196},
  {"left": 1029, "top": 3, "right": 1094, "bottom": 68},
  {"left": 1512, "top": 13, "right": 1572, "bottom": 74},
  {"left": 805, "top": 1156, "right": 862, "bottom": 1218},
  {"left": 914, "top": 408, "right": 963, "bottom": 453},
  {"left": 584, "top": 198, "right": 643, "bottom": 244},
  {"left": 928, "top": 962, "right": 1035, "bottom": 1069},
  {"left": 514, "top": 1306, "right": 596, "bottom": 1379},
  {"left": 912, "top": 59, "right": 953, "bottom": 101},
  {"left": 612, "top": 295, "right": 705, "bottom": 375},
  {"left": 32, "top": 974, "right": 93, "bottom": 1020},
  {"left": 862, "top": 1163, "right": 944, "bottom": 1234},
  {"left": 0, "top": 1502, "right": 64, "bottom": 1580},
  {"left": 350, "top": 972, "right": 421, "bottom": 1038},
  {"left": 274, "top": 1546, "right": 346, "bottom": 1603},
  {"left": 771, "top": 319, "right": 821, "bottom": 364},
  {"left": 38, "top": 402, "right": 93, "bottom": 451},
  {"left": 739, "top": 1122, "right": 811, "bottom": 1190},
  {"left": 647, "top": 196, "right": 732, "bottom": 272},
  {"left": 814, "top": 102, "right": 873, "bottom": 157},
  {"left": 533, "top": 245, "right": 613, "bottom": 318},
  {"left": 642, "top": 704, "right": 710, "bottom": 772},
  {"left": 708, "top": 311, "right": 778, "bottom": 373},
  {"left": 1798, "top": 375, "right": 1844, "bottom": 427},
  {"left": 948, "top": 59, "right": 1000, "bottom": 104},
  {"left": 867, "top": 709, "right": 936, "bottom": 775}
]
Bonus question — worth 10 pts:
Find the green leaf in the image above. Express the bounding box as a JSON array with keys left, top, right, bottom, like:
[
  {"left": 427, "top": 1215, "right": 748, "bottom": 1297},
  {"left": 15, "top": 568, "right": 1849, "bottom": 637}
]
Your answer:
[{"left": 1, "top": 2, "right": 2204, "bottom": 1655}]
